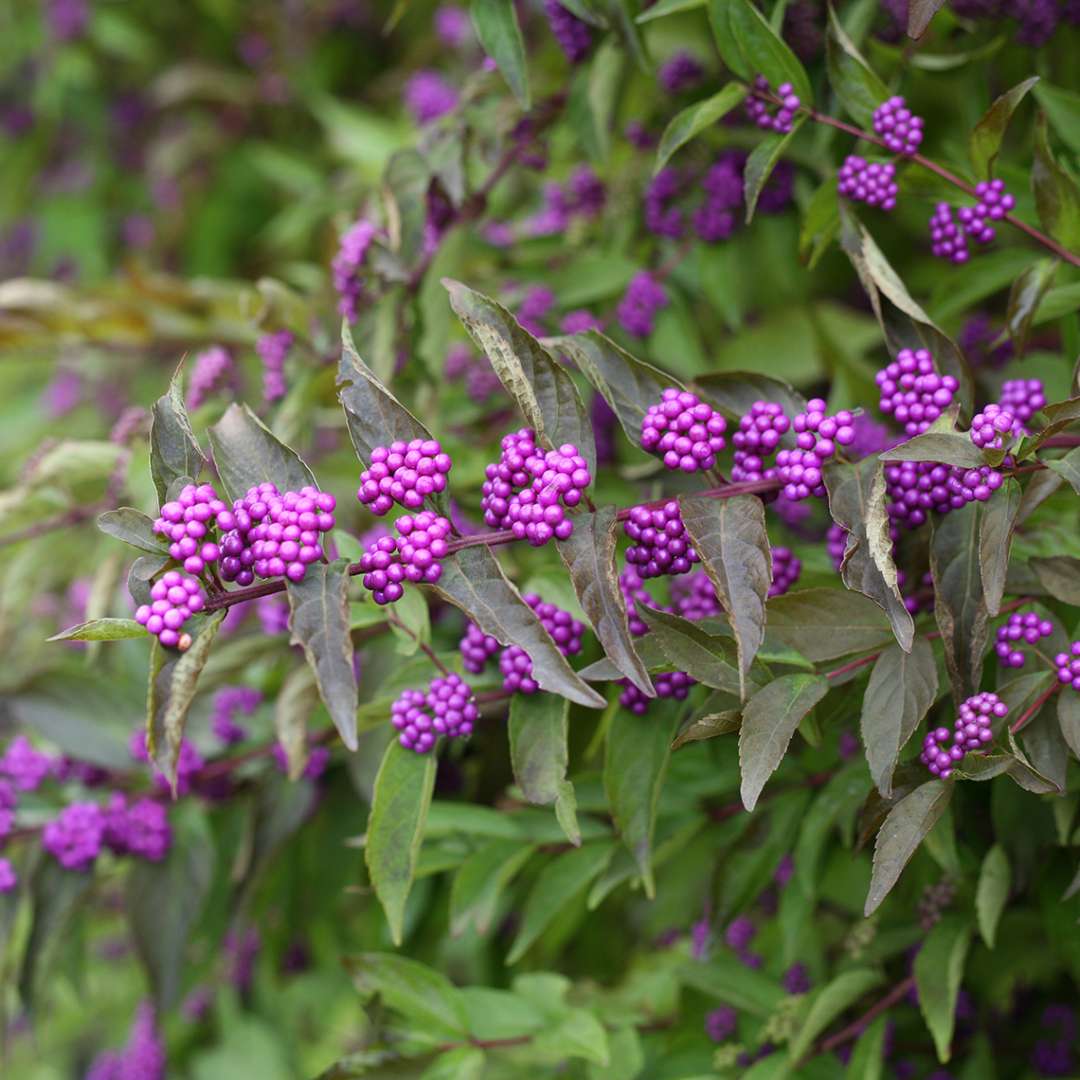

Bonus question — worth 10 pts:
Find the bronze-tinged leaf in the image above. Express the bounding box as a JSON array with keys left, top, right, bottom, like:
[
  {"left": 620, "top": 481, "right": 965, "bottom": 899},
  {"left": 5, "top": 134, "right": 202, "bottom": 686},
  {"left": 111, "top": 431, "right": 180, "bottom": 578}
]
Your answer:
[{"left": 150, "top": 364, "right": 206, "bottom": 503}]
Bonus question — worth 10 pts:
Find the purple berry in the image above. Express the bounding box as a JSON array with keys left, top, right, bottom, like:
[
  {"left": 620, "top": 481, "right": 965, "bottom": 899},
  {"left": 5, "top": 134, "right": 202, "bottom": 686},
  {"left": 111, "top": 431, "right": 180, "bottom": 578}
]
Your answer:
[
  {"left": 970, "top": 403, "right": 1020, "bottom": 449},
  {"left": 357, "top": 438, "right": 453, "bottom": 517},
  {"left": 506, "top": 443, "right": 591, "bottom": 547},
  {"left": 658, "top": 51, "right": 704, "bottom": 93},
  {"left": 332, "top": 219, "right": 378, "bottom": 321},
  {"left": 669, "top": 570, "right": 722, "bottom": 622},
  {"left": 544, "top": 0, "right": 592, "bottom": 62},
  {"left": 624, "top": 501, "right": 699, "bottom": 579},
  {"left": 104, "top": 793, "right": 171, "bottom": 861},
  {"left": 1054, "top": 641, "right": 1080, "bottom": 691},
  {"left": 837, "top": 155, "right": 898, "bottom": 211},
  {"left": 872, "top": 95, "right": 924, "bottom": 155},
  {"left": 426, "top": 673, "right": 478, "bottom": 739},
  {"left": 0, "top": 858, "right": 16, "bottom": 894},
  {"left": 616, "top": 272, "right": 669, "bottom": 339},
  {"left": 929, "top": 202, "right": 970, "bottom": 264},
  {"left": 42, "top": 801, "right": 105, "bottom": 871},
  {"left": 876, "top": 348, "right": 959, "bottom": 436},
  {"left": 732, "top": 401, "right": 790, "bottom": 482},
  {"left": 186, "top": 346, "right": 233, "bottom": 410},
  {"left": 460, "top": 621, "right": 500, "bottom": 672},
  {"left": 619, "top": 670, "right": 695, "bottom": 713},
  {"left": 769, "top": 546, "right": 801, "bottom": 597},
  {"left": 619, "top": 566, "right": 656, "bottom": 637},
  {"left": 257, "top": 330, "right": 292, "bottom": 405},
  {"left": 640, "top": 388, "right": 727, "bottom": 472},
  {"left": 999, "top": 377, "right": 1046, "bottom": 427},
  {"left": 499, "top": 595, "right": 584, "bottom": 695},
  {"left": 391, "top": 688, "right": 436, "bottom": 753},
  {"left": 745, "top": 75, "right": 800, "bottom": 133}
]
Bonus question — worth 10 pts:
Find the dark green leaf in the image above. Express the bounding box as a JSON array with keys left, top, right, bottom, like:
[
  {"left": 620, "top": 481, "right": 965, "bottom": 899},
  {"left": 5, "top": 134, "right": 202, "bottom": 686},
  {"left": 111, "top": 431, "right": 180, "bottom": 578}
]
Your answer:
[
  {"left": 558, "top": 507, "right": 652, "bottom": 693},
  {"left": 365, "top": 740, "right": 437, "bottom": 946},
  {"left": 207, "top": 403, "right": 315, "bottom": 504},
  {"left": 1006, "top": 258, "right": 1058, "bottom": 355},
  {"left": 604, "top": 705, "right": 678, "bottom": 896},
  {"left": 431, "top": 545, "right": 605, "bottom": 708},
  {"left": 824, "top": 458, "right": 914, "bottom": 651},
  {"left": 970, "top": 77, "right": 1039, "bottom": 177},
  {"left": 978, "top": 477, "right": 1021, "bottom": 615},
  {"left": 286, "top": 560, "right": 359, "bottom": 752},
  {"left": 800, "top": 178, "right": 842, "bottom": 268},
  {"left": 509, "top": 692, "right": 569, "bottom": 804},
  {"left": 975, "top": 844, "right": 1009, "bottom": 948},
  {"left": 47, "top": 617, "right": 146, "bottom": 643},
  {"left": 450, "top": 839, "right": 536, "bottom": 937},
  {"left": 788, "top": 969, "right": 883, "bottom": 1061},
  {"left": 708, "top": 0, "right": 812, "bottom": 102},
  {"left": 1032, "top": 111, "right": 1080, "bottom": 252},
  {"left": 421, "top": 1048, "right": 484, "bottom": 1080},
  {"left": 555, "top": 780, "right": 582, "bottom": 847},
  {"left": 1031, "top": 555, "right": 1080, "bottom": 604},
  {"left": 654, "top": 84, "right": 749, "bottom": 171},
  {"left": 127, "top": 554, "right": 168, "bottom": 610},
  {"left": 1018, "top": 706, "right": 1068, "bottom": 792},
  {"left": 678, "top": 957, "right": 786, "bottom": 1017},
  {"left": 274, "top": 664, "right": 319, "bottom": 780},
  {"left": 1059, "top": 690, "right": 1080, "bottom": 760},
  {"left": 347, "top": 952, "right": 470, "bottom": 1039},
  {"left": 907, "top": 0, "right": 947, "bottom": 37},
  {"left": 880, "top": 431, "right": 986, "bottom": 469},
  {"left": 844, "top": 1017, "right": 888, "bottom": 1080},
  {"left": 861, "top": 638, "right": 939, "bottom": 797},
  {"left": 1046, "top": 446, "right": 1080, "bottom": 493},
  {"left": 739, "top": 674, "right": 829, "bottom": 811},
  {"left": 914, "top": 916, "right": 973, "bottom": 1063},
  {"left": 695, "top": 370, "right": 807, "bottom": 424},
  {"left": 744, "top": 122, "right": 804, "bottom": 223},
  {"left": 568, "top": 38, "right": 623, "bottom": 165},
  {"left": 150, "top": 364, "right": 205, "bottom": 503},
  {"left": 638, "top": 606, "right": 740, "bottom": 691},
  {"left": 444, "top": 279, "right": 596, "bottom": 474},
  {"left": 679, "top": 494, "right": 770, "bottom": 699},
  {"left": 636, "top": 0, "right": 704, "bottom": 20},
  {"left": 1033, "top": 81, "right": 1080, "bottom": 156},
  {"left": 97, "top": 508, "right": 166, "bottom": 555},
  {"left": 471, "top": 0, "right": 530, "bottom": 108},
  {"left": 768, "top": 588, "right": 893, "bottom": 663},
  {"left": 865, "top": 779, "right": 952, "bottom": 915},
  {"left": 826, "top": 6, "right": 889, "bottom": 127}
]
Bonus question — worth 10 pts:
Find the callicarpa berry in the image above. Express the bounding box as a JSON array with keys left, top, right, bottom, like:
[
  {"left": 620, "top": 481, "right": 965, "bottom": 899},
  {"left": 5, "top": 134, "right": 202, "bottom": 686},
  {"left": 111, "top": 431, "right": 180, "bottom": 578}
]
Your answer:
[
  {"left": 517, "top": 285, "right": 555, "bottom": 336},
  {"left": 256, "top": 329, "right": 292, "bottom": 404},
  {"left": 506, "top": 443, "right": 591, "bottom": 547},
  {"left": 641, "top": 388, "right": 727, "bottom": 472},
  {"left": 624, "top": 500, "right": 699, "bottom": 579},
  {"left": 959, "top": 179, "right": 1015, "bottom": 247},
  {"left": 460, "top": 620, "right": 500, "bottom": 672},
  {"left": 645, "top": 168, "right": 685, "bottom": 239},
  {"left": 391, "top": 688, "right": 435, "bottom": 753},
  {"left": 732, "top": 400, "right": 790, "bottom": 483},
  {"left": 357, "top": 438, "right": 453, "bottom": 516},
  {"left": 0, "top": 734, "right": 54, "bottom": 791},
  {"left": 134, "top": 570, "right": 205, "bottom": 651},
  {"left": 658, "top": 51, "right": 705, "bottom": 93},
  {"left": 999, "top": 377, "right": 1046, "bottom": 426},
  {"left": 619, "top": 566, "right": 656, "bottom": 636},
  {"left": 1055, "top": 642, "right": 1080, "bottom": 690},
  {"left": 776, "top": 398, "right": 854, "bottom": 501},
  {"left": 332, "top": 218, "right": 377, "bottom": 321},
  {"left": 970, "top": 403, "right": 1020, "bottom": 449},
  {"left": 426, "top": 673, "right": 479, "bottom": 739},
  {"left": 103, "top": 793, "right": 171, "bottom": 861},
  {"left": 670, "top": 570, "right": 722, "bottom": 621},
  {"left": 403, "top": 70, "right": 458, "bottom": 124},
  {"left": 618, "top": 670, "right": 695, "bottom": 714},
  {"left": 872, "top": 96, "right": 924, "bottom": 155},
  {"left": 186, "top": 346, "right": 234, "bottom": 410},
  {"left": 544, "top": 0, "right": 592, "bottom": 62},
  {"left": 876, "top": 348, "right": 959, "bottom": 435},
  {"left": 153, "top": 482, "right": 229, "bottom": 576},
  {"left": 929, "top": 202, "right": 970, "bottom": 264},
  {"left": 481, "top": 428, "right": 541, "bottom": 529},
  {"left": 768, "top": 546, "right": 801, "bottom": 597},
  {"left": 826, "top": 522, "right": 848, "bottom": 572},
  {"left": 837, "top": 156, "right": 898, "bottom": 211},
  {"left": 211, "top": 686, "right": 262, "bottom": 744},
  {"left": 360, "top": 511, "right": 452, "bottom": 604},
  {"left": 500, "top": 595, "right": 584, "bottom": 695},
  {"left": 0, "top": 858, "right": 16, "bottom": 894},
  {"left": 616, "top": 272, "right": 668, "bottom": 339},
  {"left": 746, "top": 75, "right": 800, "bottom": 133},
  {"left": 42, "top": 801, "right": 105, "bottom": 871},
  {"left": 694, "top": 153, "right": 744, "bottom": 242},
  {"left": 706, "top": 1005, "right": 738, "bottom": 1043}
]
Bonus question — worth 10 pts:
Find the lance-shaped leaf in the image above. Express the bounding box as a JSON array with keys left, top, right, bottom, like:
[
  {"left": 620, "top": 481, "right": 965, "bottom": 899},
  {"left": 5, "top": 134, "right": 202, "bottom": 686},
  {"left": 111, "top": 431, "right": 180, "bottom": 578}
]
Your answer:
[
  {"left": 558, "top": 507, "right": 652, "bottom": 694},
  {"left": 149, "top": 367, "right": 205, "bottom": 504},
  {"left": 509, "top": 693, "right": 570, "bottom": 805},
  {"left": 604, "top": 703, "right": 678, "bottom": 896},
  {"left": 824, "top": 458, "right": 914, "bottom": 651},
  {"left": 787, "top": 968, "right": 883, "bottom": 1061},
  {"left": 348, "top": 952, "right": 470, "bottom": 1039},
  {"left": 978, "top": 477, "right": 1021, "bottom": 615},
  {"left": 825, "top": 6, "right": 888, "bottom": 127},
  {"left": 930, "top": 501, "right": 990, "bottom": 701},
  {"left": 471, "top": 0, "right": 529, "bottom": 108},
  {"left": 739, "top": 674, "right": 829, "bottom": 811},
  {"left": 450, "top": 839, "right": 537, "bottom": 937},
  {"left": 431, "top": 545, "right": 605, "bottom": 708},
  {"left": 767, "top": 587, "right": 892, "bottom": 662},
  {"left": 865, "top": 779, "right": 951, "bottom": 915},
  {"left": 1032, "top": 111, "right": 1080, "bottom": 252},
  {"left": 48, "top": 618, "right": 147, "bottom": 643},
  {"left": 286, "top": 560, "right": 358, "bottom": 751},
  {"left": 366, "top": 740, "right": 437, "bottom": 946},
  {"left": 914, "top": 917, "right": 973, "bottom": 1063},
  {"left": 975, "top": 844, "right": 1010, "bottom": 948},
  {"left": 274, "top": 663, "right": 319, "bottom": 780},
  {"left": 1059, "top": 691, "right": 1080, "bottom": 760},
  {"left": 1007, "top": 258, "right": 1059, "bottom": 356},
  {"left": 679, "top": 494, "right": 771, "bottom": 700},
  {"left": 708, "top": 0, "right": 812, "bottom": 102},
  {"left": 744, "top": 122, "right": 804, "bottom": 223},
  {"left": 1031, "top": 555, "right": 1080, "bottom": 604},
  {"left": 861, "top": 638, "right": 938, "bottom": 797},
  {"left": 207, "top": 403, "right": 314, "bottom": 504},
  {"left": 694, "top": 370, "right": 807, "bottom": 425},
  {"left": 443, "top": 279, "right": 596, "bottom": 474},
  {"left": 880, "top": 431, "right": 986, "bottom": 469},
  {"left": 1046, "top": 446, "right": 1080, "bottom": 494},
  {"left": 97, "top": 508, "right": 167, "bottom": 555},
  {"left": 638, "top": 606, "right": 742, "bottom": 692},
  {"left": 148, "top": 610, "right": 227, "bottom": 792},
  {"left": 551, "top": 331, "right": 680, "bottom": 447},
  {"left": 907, "top": 0, "right": 947, "bottom": 37},
  {"left": 970, "top": 79, "right": 1039, "bottom": 177},
  {"left": 654, "top": 83, "right": 748, "bottom": 171}
]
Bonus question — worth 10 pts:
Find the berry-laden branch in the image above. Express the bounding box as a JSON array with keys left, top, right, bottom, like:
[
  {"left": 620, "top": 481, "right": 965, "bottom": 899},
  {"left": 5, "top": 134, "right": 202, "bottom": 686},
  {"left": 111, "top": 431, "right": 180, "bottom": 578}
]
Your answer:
[{"left": 809, "top": 974, "right": 917, "bottom": 1060}]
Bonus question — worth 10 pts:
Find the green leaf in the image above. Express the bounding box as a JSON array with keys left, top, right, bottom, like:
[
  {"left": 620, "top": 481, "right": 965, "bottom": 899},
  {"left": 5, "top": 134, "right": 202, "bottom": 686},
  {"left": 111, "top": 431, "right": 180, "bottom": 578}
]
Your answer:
[
  {"left": 970, "top": 76, "right": 1039, "bottom": 179},
  {"left": 443, "top": 279, "right": 596, "bottom": 474},
  {"left": 914, "top": 916, "right": 973, "bottom": 1063},
  {"left": 347, "top": 952, "right": 470, "bottom": 1040},
  {"left": 880, "top": 431, "right": 987, "bottom": 469},
  {"left": 1031, "top": 555, "right": 1080, "bottom": 604},
  {"left": 865, "top": 779, "right": 952, "bottom": 915},
  {"left": 148, "top": 610, "right": 227, "bottom": 792},
  {"left": 568, "top": 38, "right": 623, "bottom": 165},
  {"left": 824, "top": 458, "right": 914, "bottom": 651},
  {"left": 825, "top": 5, "right": 889, "bottom": 127},
  {"left": 510, "top": 693, "right": 570, "bottom": 804},
  {"left": 450, "top": 839, "right": 536, "bottom": 937},
  {"left": 844, "top": 1017, "right": 888, "bottom": 1080},
  {"left": 471, "top": 0, "right": 529, "bottom": 108},
  {"left": 977, "top": 477, "right": 1021, "bottom": 616},
  {"left": 1033, "top": 80, "right": 1080, "bottom": 156},
  {"left": 97, "top": 507, "right": 166, "bottom": 555},
  {"left": 274, "top": 664, "right": 319, "bottom": 780},
  {"left": 1006, "top": 258, "right": 1059, "bottom": 356},
  {"left": 431, "top": 545, "right": 605, "bottom": 708},
  {"left": 744, "top": 122, "right": 804, "bottom": 223},
  {"left": 654, "top": 84, "right": 749, "bottom": 172},
  {"left": 588, "top": 1025, "right": 643, "bottom": 1080},
  {"left": 207, "top": 403, "right": 315, "bottom": 505},
  {"left": 365, "top": 741, "right": 437, "bottom": 945},
  {"left": 1046, "top": 446, "right": 1080, "bottom": 494},
  {"left": 128, "top": 804, "right": 213, "bottom": 1008},
  {"left": 767, "top": 587, "right": 893, "bottom": 663},
  {"left": 421, "top": 1047, "right": 485, "bottom": 1080},
  {"left": 907, "top": 0, "right": 947, "bottom": 37},
  {"left": 680, "top": 494, "right": 771, "bottom": 700},
  {"left": 604, "top": 705, "right": 678, "bottom": 897},
  {"left": 553, "top": 330, "right": 681, "bottom": 448},
  {"left": 507, "top": 842, "right": 616, "bottom": 963},
  {"left": 695, "top": 370, "right": 807, "bottom": 425},
  {"left": 975, "top": 844, "right": 1010, "bottom": 948},
  {"left": 800, "top": 178, "right": 842, "bottom": 268},
  {"left": 930, "top": 501, "right": 990, "bottom": 702},
  {"left": 679, "top": 957, "right": 787, "bottom": 1016},
  {"left": 1032, "top": 111, "right": 1080, "bottom": 252},
  {"left": 150, "top": 364, "right": 205, "bottom": 502},
  {"left": 861, "top": 638, "right": 939, "bottom": 797},
  {"left": 637, "top": 605, "right": 740, "bottom": 692},
  {"left": 558, "top": 507, "right": 652, "bottom": 694},
  {"left": 555, "top": 780, "right": 582, "bottom": 846},
  {"left": 708, "top": 0, "right": 812, "bottom": 102},
  {"left": 286, "top": 560, "right": 359, "bottom": 751},
  {"left": 739, "top": 674, "right": 829, "bottom": 811},
  {"left": 47, "top": 617, "right": 147, "bottom": 643},
  {"left": 1059, "top": 690, "right": 1080, "bottom": 760},
  {"left": 787, "top": 968, "right": 882, "bottom": 1061},
  {"left": 636, "top": 0, "right": 705, "bottom": 19}
]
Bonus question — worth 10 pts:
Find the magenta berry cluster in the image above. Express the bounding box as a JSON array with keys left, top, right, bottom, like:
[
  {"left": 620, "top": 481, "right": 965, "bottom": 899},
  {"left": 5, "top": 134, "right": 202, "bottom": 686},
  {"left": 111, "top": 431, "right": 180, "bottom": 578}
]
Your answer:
[
  {"left": 153, "top": 482, "right": 228, "bottom": 576},
  {"left": 872, "top": 96, "right": 924, "bottom": 155},
  {"left": 392, "top": 673, "right": 478, "bottom": 754},
  {"left": 506, "top": 443, "right": 591, "bottom": 547},
  {"left": 885, "top": 460, "right": 1004, "bottom": 528},
  {"left": 359, "top": 510, "right": 451, "bottom": 605},
  {"left": 826, "top": 522, "right": 847, "bottom": 572},
  {"left": 624, "top": 500, "right": 699, "bottom": 579},
  {"left": 500, "top": 594, "right": 584, "bottom": 695},
  {"left": 876, "top": 348, "right": 959, "bottom": 435},
  {"left": 619, "top": 566, "right": 655, "bottom": 636},
  {"left": 332, "top": 218, "right": 377, "bottom": 321},
  {"left": 641, "top": 388, "right": 727, "bottom": 473},
  {"left": 482, "top": 428, "right": 540, "bottom": 529},
  {"left": 42, "top": 801, "right": 105, "bottom": 871},
  {"left": 775, "top": 398, "right": 854, "bottom": 501},
  {"left": 211, "top": 686, "right": 262, "bottom": 744},
  {"left": 995, "top": 611, "right": 1054, "bottom": 668},
  {"left": 357, "top": 438, "right": 453, "bottom": 516},
  {"left": 104, "top": 793, "right": 171, "bottom": 862},
  {"left": 921, "top": 692, "right": 1005, "bottom": 778},
  {"left": 732, "top": 401, "right": 789, "bottom": 483},
  {"left": 1055, "top": 642, "right": 1080, "bottom": 690},
  {"left": 929, "top": 202, "right": 970, "bottom": 264},
  {"left": 460, "top": 620, "right": 500, "bottom": 673},
  {"left": 959, "top": 179, "right": 1015, "bottom": 244},
  {"left": 616, "top": 272, "right": 669, "bottom": 339},
  {"left": 669, "top": 570, "right": 722, "bottom": 622},
  {"left": 257, "top": 330, "right": 292, "bottom": 404},
  {"left": 544, "top": 0, "right": 592, "bottom": 63},
  {"left": 837, "top": 156, "right": 898, "bottom": 211},
  {"left": 187, "top": 346, "right": 233, "bottom": 410},
  {"left": 999, "top": 377, "right": 1046, "bottom": 427},
  {"left": 768, "top": 546, "right": 801, "bottom": 598},
  {"left": 746, "top": 75, "right": 800, "bottom": 133},
  {"left": 969, "top": 403, "right": 1020, "bottom": 449},
  {"left": 619, "top": 671, "right": 695, "bottom": 714},
  {"left": 135, "top": 570, "right": 205, "bottom": 651}
]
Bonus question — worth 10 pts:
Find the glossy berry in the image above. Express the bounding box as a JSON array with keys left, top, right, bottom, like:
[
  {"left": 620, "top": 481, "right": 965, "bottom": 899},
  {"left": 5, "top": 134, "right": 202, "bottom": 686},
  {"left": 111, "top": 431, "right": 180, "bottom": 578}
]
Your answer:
[
  {"left": 837, "top": 156, "right": 898, "bottom": 210},
  {"left": 499, "top": 595, "right": 584, "bottom": 694},
  {"left": 746, "top": 75, "right": 800, "bottom": 133},
  {"left": 954, "top": 691, "right": 1006, "bottom": 750},
  {"left": 1055, "top": 642, "right": 1080, "bottom": 690},
  {"left": 920, "top": 726, "right": 962, "bottom": 778},
  {"left": 359, "top": 512, "right": 452, "bottom": 605},
  {"left": 619, "top": 670, "right": 695, "bottom": 714},
  {"left": 153, "top": 482, "right": 228, "bottom": 576},
  {"left": 426, "top": 673, "right": 478, "bottom": 739},
  {"left": 506, "top": 443, "right": 591, "bottom": 547},
  {"left": 500, "top": 645, "right": 539, "bottom": 695},
  {"left": 641, "top": 388, "right": 727, "bottom": 472},
  {"left": 616, "top": 272, "right": 669, "bottom": 338},
  {"left": 544, "top": 0, "right": 592, "bottom": 62},
  {"left": 999, "top": 377, "right": 1046, "bottom": 427},
  {"left": 104, "top": 793, "right": 171, "bottom": 861},
  {"left": 42, "top": 801, "right": 105, "bottom": 871},
  {"left": 958, "top": 180, "right": 1015, "bottom": 246},
  {"left": 357, "top": 438, "right": 453, "bottom": 516},
  {"left": 826, "top": 523, "right": 847, "bottom": 572},
  {"left": 775, "top": 399, "right": 855, "bottom": 502},
  {"left": 872, "top": 95, "right": 924, "bottom": 155},
  {"left": 876, "top": 348, "right": 959, "bottom": 435},
  {"left": 885, "top": 459, "right": 1003, "bottom": 528},
  {"left": 732, "top": 401, "right": 790, "bottom": 482},
  {"left": 769, "top": 546, "right": 801, "bottom": 597},
  {"left": 481, "top": 428, "right": 541, "bottom": 529},
  {"left": 460, "top": 620, "right": 500, "bottom": 672},
  {"left": 135, "top": 570, "right": 205, "bottom": 651},
  {"left": 391, "top": 688, "right": 436, "bottom": 754},
  {"left": 970, "top": 403, "right": 1020, "bottom": 449},
  {"left": 929, "top": 202, "right": 969, "bottom": 264},
  {"left": 624, "top": 501, "right": 699, "bottom": 578}
]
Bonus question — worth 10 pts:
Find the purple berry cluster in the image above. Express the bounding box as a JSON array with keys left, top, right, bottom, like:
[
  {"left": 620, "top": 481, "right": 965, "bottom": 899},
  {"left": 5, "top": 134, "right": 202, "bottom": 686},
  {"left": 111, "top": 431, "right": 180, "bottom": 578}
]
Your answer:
[
  {"left": 500, "top": 594, "right": 584, "bottom": 695},
  {"left": 826, "top": 522, "right": 847, "bottom": 572},
  {"left": 211, "top": 686, "right": 263, "bottom": 744},
  {"left": 746, "top": 75, "right": 800, "bottom": 133},
  {"left": 775, "top": 398, "right": 854, "bottom": 500},
  {"left": 42, "top": 801, "right": 105, "bottom": 871},
  {"left": 695, "top": 153, "right": 744, "bottom": 242},
  {"left": 404, "top": 70, "right": 458, "bottom": 126},
  {"left": 658, "top": 51, "right": 704, "bottom": 93},
  {"left": 995, "top": 611, "right": 1054, "bottom": 668},
  {"left": 332, "top": 219, "right": 377, "bottom": 321},
  {"left": 619, "top": 566, "right": 655, "bottom": 636},
  {"left": 391, "top": 673, "right": 478, "bottom": 753},
  {"left": 732, "top": 401, "right": 789, "bottom": 482},
  {"left": 357, "top": 438, "right": 453, "bottom": 516},
  {"left": 645, "top": 169, "right": 685, "bottom": 239},
  {"left": 272, "top": 743, "right": 330, "bottom": 779},
  {"left": 257, "top": 329, "right": 292, "bottom": 404},
  {"left": 1055, "top": 642, "right": 1080, "bottom": 690},
  {"left": 999, "top": 377, "right": 1046, "bottom": 427},
  {"left": 359, "top": 510, "right": 452, "bottom": 604},
  {"left": 640, "top": 388, "right": 727, "bottom": 473},
  {"left": 619, "top": 671, "right": 695, "bottom": 714},
  {"left": 768, "top": 546, "right": 801, "bottom": 597},
  {"left": 616, "top": 272, "right": 669, "bottom": 339},
  {"left": 0, "top": 858, "right": 15, "bottom": 894},
  {"left": 837, "top": 156, "right": 898, "bottom": 211},
  {"left": 187, "top": 346, "right": 233, "bottom": 410},
  {"left": 104, "top": 793, "right": 171, "bottom": 861},
  {"left": 921, "top": 692, "right": 1005, "bottom": 778},
  {"left": 872, "top": 96, "right": 924, "bottom": 155},
  {"left": 506, "top": 443, "right": 591, "bottom": 547},
  {"left": 1, "top": 735, "right": 54, "bottom": 791},
  {"left": 958, "top": 179, "right": 1016, "bottom": 244},
  {"left": 153, "top": 482, "right": 228, "bottom": 575},
  {"left": 624, "top": 501, "right": 699, "bottom": 579},
  {"left": 670, "top": 570, "right": 722, "bottom": 622},
  {"left": 544, "top": 0, "right": 592, "bottom": 63},
  {"left": 885, "top": 460, "right": 1004, "bottom": 528},
  {"left": 876, "top": 348, "right": 959, "bottom": 435},
  {"left": 135, "top": 570, "right": 205, "bottom": 651},
  {"left": 482, "top": 428, "right": 540, "bottom": 529},
  {"left": 219, "top": 482, "right": 336, "bottom": 586},
  {"left": 929, "top": 202, "right": 970, "bottom": 264},
  {"left": 460, "top": 620, "right": 500, "bottom": 673},
  {"left": 969, "top": 403, "right": 1020, "bottom": 449}
]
